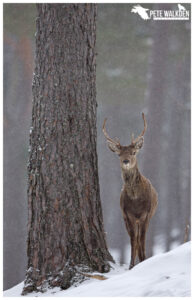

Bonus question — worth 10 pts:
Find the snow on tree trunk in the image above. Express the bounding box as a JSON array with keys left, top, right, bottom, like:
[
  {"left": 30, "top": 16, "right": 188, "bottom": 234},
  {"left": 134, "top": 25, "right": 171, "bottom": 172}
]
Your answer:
[{"left": 22, "top": 3, "right": 113, "bottom": 295}]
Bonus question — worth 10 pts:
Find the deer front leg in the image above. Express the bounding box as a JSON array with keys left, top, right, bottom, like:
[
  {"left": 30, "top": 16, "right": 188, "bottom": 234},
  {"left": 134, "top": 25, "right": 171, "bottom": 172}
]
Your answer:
[
  {"left": 123, "top": 215, "right": 138, "bottom": 269},
  {"left": 138, "top": 218, "right": 149, "bottom": 262},
  {"left": 129, "top": 232, "right": 138, "bottom": 269}
]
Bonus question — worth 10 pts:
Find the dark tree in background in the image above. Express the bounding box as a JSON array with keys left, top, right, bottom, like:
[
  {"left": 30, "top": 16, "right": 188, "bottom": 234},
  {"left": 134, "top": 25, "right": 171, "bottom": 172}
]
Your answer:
[
  {"left": 23, "top": 4, "right": 113, "bottom": 294},
  {"left": 143, "top": 9, "right": 170, "bottom": 257},
  {"left": 3, "top": 4, "right": 35, "bottom": 290},
  {"left": 143, "top": 4, "right": 191, "bottom": 256}
]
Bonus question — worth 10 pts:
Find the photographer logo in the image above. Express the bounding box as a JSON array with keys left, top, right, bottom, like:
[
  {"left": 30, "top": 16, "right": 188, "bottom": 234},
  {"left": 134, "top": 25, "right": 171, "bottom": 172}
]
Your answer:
[{"left": 131, "top": 4, "right": 189, "bottom": 20}]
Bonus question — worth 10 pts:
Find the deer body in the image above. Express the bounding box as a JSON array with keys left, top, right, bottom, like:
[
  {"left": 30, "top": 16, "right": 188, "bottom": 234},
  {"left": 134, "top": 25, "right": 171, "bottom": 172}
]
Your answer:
[
  {"left": 120, "top": 162, "right": 158, "bottom": 269},
  {"left": 103, "top": 114, "right": 158, "bottom": 269}
]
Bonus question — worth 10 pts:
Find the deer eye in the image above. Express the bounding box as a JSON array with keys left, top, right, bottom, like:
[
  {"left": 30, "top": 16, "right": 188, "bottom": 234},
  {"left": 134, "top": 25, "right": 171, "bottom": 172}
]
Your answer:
[{"left": 132, "top": 151, "right": 136, "bottom": 155}]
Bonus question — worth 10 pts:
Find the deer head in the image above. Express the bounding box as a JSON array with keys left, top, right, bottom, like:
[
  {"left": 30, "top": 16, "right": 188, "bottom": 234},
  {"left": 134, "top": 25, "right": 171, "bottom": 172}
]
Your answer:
[{"left": 102, "top": 113, "right": 147, "bottom": 171}]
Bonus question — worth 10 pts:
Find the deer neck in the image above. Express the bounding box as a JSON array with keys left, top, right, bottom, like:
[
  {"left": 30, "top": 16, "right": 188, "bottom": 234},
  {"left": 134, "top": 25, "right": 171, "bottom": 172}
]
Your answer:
[{"left": 122, "top": 163, "right": 141, "bottom": 188}]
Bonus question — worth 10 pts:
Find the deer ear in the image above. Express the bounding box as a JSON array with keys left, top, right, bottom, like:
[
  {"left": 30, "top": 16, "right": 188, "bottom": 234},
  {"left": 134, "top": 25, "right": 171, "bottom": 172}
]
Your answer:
[
  {"left": 107, "top": 142, "right": 121, "bottom": 154},
  {"left": 134, "top": 137, "right": 144, "bottom": 150}
]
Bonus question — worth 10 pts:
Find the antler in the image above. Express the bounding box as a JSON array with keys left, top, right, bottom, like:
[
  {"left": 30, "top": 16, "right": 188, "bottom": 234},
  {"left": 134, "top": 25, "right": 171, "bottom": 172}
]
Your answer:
[
  {"left": 131, "top": 112, "right": 147, "bottom": 145},
  {"left": 102, "top": 118, "right": 121, "bottom": 147}
]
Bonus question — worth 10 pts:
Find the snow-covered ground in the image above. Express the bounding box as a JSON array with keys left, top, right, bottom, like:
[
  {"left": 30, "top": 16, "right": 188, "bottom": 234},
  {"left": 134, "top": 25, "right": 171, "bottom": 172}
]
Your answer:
[{"left": 4, "top": 241, "right": 191, "bottom": 297}]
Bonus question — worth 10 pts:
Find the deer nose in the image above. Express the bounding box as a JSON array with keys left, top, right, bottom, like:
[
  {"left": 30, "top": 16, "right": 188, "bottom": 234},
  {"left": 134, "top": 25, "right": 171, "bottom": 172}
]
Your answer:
[{"left": 123, "top": 159, "right": 129, "bottom": 164}]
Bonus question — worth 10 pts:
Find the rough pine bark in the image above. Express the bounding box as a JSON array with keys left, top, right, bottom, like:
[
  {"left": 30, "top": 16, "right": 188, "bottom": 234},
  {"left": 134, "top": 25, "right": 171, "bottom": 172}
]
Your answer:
[{"left": 22, "top": 3, "right": 113, "bottom": 295}]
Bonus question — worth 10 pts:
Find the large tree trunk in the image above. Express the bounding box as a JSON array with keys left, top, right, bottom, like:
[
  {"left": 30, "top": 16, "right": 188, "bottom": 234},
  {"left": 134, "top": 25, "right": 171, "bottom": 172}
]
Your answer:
[{"left": 22, "top": 3, "right": 113, "bottom": 295}]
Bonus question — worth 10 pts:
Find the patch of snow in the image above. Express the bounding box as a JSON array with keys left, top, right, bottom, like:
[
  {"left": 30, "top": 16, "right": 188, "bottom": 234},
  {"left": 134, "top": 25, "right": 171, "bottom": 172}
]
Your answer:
[
  {"left": 109, "top": 249, "right": 121, "bottom": 264},
  {"left": 3, "top": 242, "right": 191, "bottom": 297},
  {"left": 171, "top": 227, "right": 180, "bottom": 238},
  {"left": 170, "top": 240, "right": 180, "bottom": 250},
  {"left": 153, "top": 234, "right": 166, "bottom": 255}
]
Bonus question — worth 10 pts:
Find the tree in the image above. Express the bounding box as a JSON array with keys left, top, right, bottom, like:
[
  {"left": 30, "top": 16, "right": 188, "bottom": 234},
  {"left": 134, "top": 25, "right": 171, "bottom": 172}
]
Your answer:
[
  {"left": 22, "top": 4, "right": 113, "bottom": 295},
  {"left": 143, "top": 4, "right": 191, "bottom": 255},
  {"left": 143, "top": 4, "right": 171, "bottom": 257}
]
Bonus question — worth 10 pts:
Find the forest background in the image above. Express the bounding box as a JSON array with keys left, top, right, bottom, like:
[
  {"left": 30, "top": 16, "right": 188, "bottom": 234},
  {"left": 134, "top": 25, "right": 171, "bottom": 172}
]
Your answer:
[{"left": 3, "top": 3, "right": 191, "bottom": 290}]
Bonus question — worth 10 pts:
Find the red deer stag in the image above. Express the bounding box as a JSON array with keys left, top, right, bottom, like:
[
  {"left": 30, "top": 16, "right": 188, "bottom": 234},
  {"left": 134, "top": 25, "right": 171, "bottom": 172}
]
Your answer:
[{"left": 103, "top": 113, "right": 158, "bottom": 269}]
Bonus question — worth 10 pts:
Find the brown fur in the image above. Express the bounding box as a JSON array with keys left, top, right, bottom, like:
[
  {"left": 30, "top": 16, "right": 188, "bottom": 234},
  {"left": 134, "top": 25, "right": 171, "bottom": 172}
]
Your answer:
[
  {"left": 120, "top": 161, "right": 158, "bottom": 269},
  {"left": 103, "top": 114, "right": 158, "bottom": 269}
]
